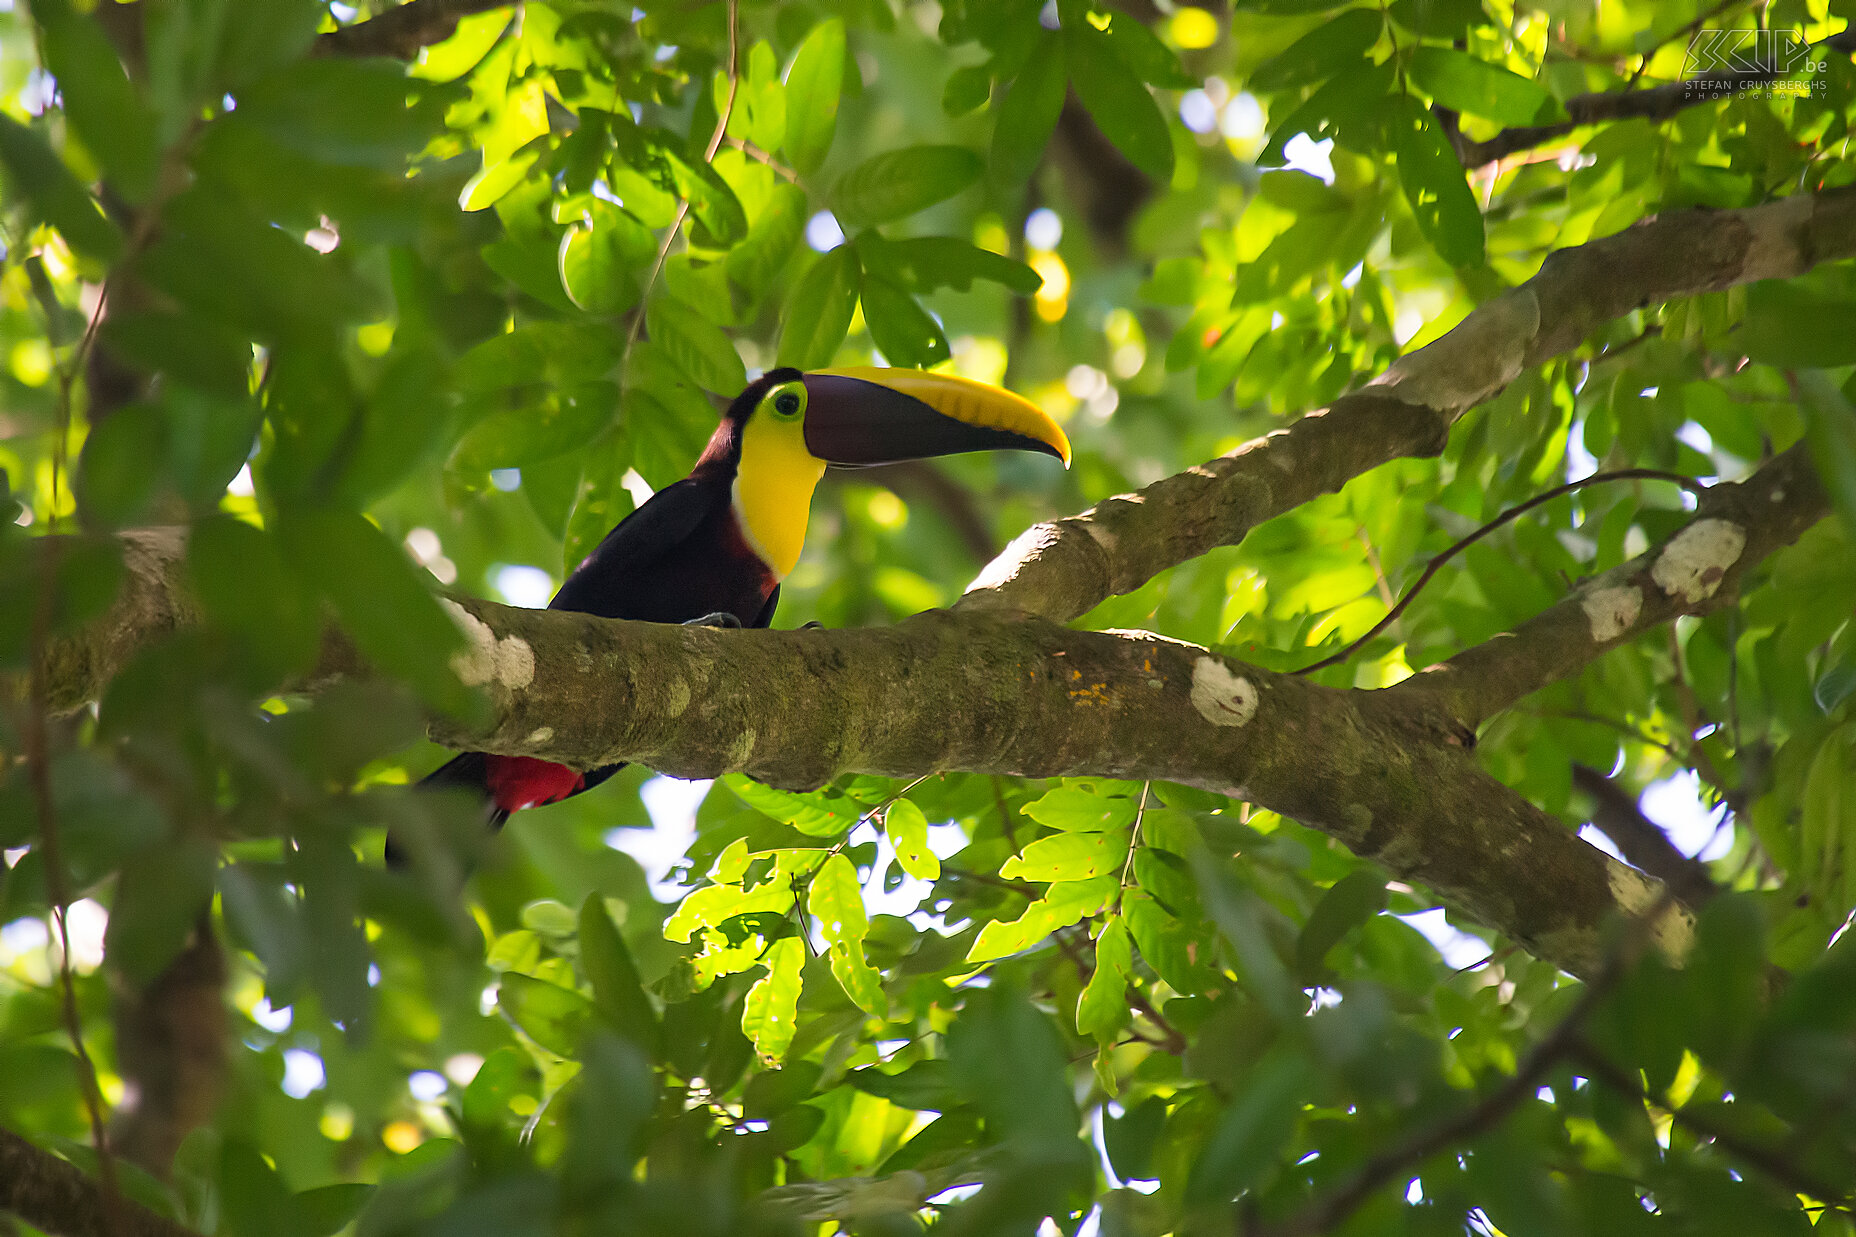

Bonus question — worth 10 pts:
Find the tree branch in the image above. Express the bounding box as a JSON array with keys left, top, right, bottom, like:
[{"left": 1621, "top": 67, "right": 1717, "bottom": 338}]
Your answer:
[
  {"left": 1572, "top": 764, "right": 1719, "bottom": 907},
  {"left": 315, "top": 0, "right": 513, "bottom": 60},
  {"left": 1453, "top": 28, "right": 1856, "bottom": 168},
  {"left": 0, "top": 1126, "right": 203, "bottom": 1237},
  {"left": 1397, "top": 442, "right": 1826, "bottom": 730},
  {"left": 957, "top": 186, "right": 1856, "bottom": 623}
]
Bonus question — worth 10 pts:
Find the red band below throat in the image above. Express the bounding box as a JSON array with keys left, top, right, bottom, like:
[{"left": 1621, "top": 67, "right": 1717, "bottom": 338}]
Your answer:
[{"left": 485, "top": 755, "right": 585, "bottom": 812}]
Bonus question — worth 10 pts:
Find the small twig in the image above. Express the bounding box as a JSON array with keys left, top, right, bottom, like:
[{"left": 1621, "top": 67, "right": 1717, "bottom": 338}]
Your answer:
[
  {"left": 1588, "top": 323, "right": 1663, "bottom": 368},
  {"left": 624, "top": 0, "right": 738, "bottom": 358},
  {"left": 1117, "top": 782, "right": 1150, "bottom": 894},
  {"left": 1295, "top": 469, "right": 1702, "bottom": 676},
  {"left": 19, "top": 544, "right": 123, "bottom": 1223},
  {"left": 724, "top": 136, "right": 801, "bottom": 184}
]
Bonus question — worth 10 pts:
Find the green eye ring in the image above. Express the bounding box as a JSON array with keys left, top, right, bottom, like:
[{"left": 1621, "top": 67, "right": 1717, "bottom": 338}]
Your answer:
[{"left": 766, "top": 380, "right": 806, "bottom": 420}]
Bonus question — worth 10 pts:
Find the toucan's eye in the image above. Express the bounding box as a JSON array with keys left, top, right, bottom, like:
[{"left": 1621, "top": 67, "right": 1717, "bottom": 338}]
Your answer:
[{"left": 767, "top": 382, "right": 805, "bottom": 420}]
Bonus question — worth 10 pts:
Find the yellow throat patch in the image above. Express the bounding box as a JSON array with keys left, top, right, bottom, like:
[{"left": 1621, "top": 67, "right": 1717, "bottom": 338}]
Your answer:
[{"left": 731, "top": 408, "right": 826, "bottom": 579}]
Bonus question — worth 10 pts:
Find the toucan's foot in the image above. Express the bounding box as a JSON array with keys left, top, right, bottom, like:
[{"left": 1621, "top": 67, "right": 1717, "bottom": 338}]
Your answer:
[
  {"left": 798, "top": 620, "right": 825, "bottom": 630},
  {"left": 684, "top": 611, "right": 743, "bottom": 629}
]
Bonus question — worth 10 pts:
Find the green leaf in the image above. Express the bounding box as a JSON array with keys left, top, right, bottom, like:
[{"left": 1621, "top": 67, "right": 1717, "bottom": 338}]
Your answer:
[
  {"left": 1796, "top": 370, "right": 1856, "bottom": 543},
  {"left": 991, "top": 32, "right": 1066, "bottom": 185},
  {"left": 857, "top": 234, "right": 1041, "bottom": 295},
  {"left": 949, "top": 983, "right": 1085, "bottom": 1160},
  {"left": 451, "top": 382, "right": 617, "bottom": 475},
  {"left": 967, "top": 875, "right": 1119, "bottom": 962},
  {"left": 665, "top": 146, "right": 748, "bottom": 245},
  {"left": 809, "top": 853, "right": 886, "bottom": 1015},
  {"left": 647, "top": 295, "right": 747, "bottom": 394},
  {"left": 1023, "top": 786, "right": 1139, "bottom": 833},
  {"left": 105, "top": 836, "right": 216, "bottom": 985},
  {"left": 1065, "top": 23, "right": 1173, "bottom": 183},
  {"left": 1390, "top": 96, "right": 1485, "bottom": 268},
  {"left": 188, "top": 516, "right": 320, "bottom": 681},
  {"left": 1000, "top": 830, "right": 1131, "bottom": 882},
  {"left": 741, "top": 936, "right": 805, "bottom": 1060},
  {"left": 830, "top": 145, "right": 984, "bottom": 227},
  {"left": 578, "top": 894, "right": 659, "bottom": 1052},
  {"left": 783, "top": 18, "right": 846, "bottom": 177},
  {"left": 725, "top": 182, "right": 807, "bottom": 302},
  {"left": 1193, "top": 851, "right": 1299, "bottom": 1023},
  {"left": 558, "top": 201, "right": 654, "bottom": 315},
  {"left": 1388, "top": 0, "right": 1491, "bottom": 38},
  {"left": 1124, "top": 888, "right": 1209, "bottom": 994},
  {"left": 498, "top": 973, "right": 596, "bottom": 1057},
  {"left": 460, "top": 1045, "right": 536, "bottom": 1132},
  {"left": 1076, "top": 916, "right": 1133, "bottom": 1040},
  {"left": 884, "top": 799, "right": 940, "bottom": 880},
  {"left": 1742, "top": 281, "right": 1856, "bottom": 368},
  {"left": 846, "top": 1059, "right": 958, "bottom": 1110},
  {"left": 858, "top": 274, "right": 950, "bottom": 369},
  {"left": 1250, "top": 10, "right": 1384, "bottom": 92},
  {"left": 777, "top": 245, "right": 861, "bottom": 370},
  {"left": 1099, "top": 10, "right": 1194, "bottom": 89},
  {"left": 1185, "top": 1047, "right": 1311, "bottom": 1203},
  {"left": 34, "top": 0, "right": 161, "bottom": 199},
  {"left": 944, "top": 62, "right": 993, "bottom": 117},
  {"left": 294, "top": 1184, "right": 374, "bottom": 1237},
  {"left": 725, "top": 775, "right": 863, "bottom": 837},
  {"left": 1259, "top": 59, "right": 1394, "bottom": 167},
  {"left": 1104, "top": 1094, "right": 1166, "bottom": 1182},
  {"left": 0, "top": 115, "right": 123, "bottom": 263},
  {"left": 562, "top": 431, "right": 635, "bottom": 578},
  {"left": 1408, "top": 47, "right": 1563, "bottom": 126},
  {"left": 1294, "top": 871, "right": 1387, "bottom": 978},
  {"left": 273, "top": 509, "right": 471, "bottom": 715}
]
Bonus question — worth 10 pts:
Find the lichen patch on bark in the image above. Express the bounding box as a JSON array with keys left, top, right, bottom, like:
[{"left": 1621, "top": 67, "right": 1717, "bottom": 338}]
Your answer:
[
  {"left": 1581, "top": 585, "right": 1643, "bottom": 643},
  {"left": 1650, "top": 519, "right": 1745, "bottom": 604},
  {"left": 1607, "top": 861, "right": 1697, "bottom": 961},
  {"left": 1190, "top": 658, "right": 1258, "bottom": 727},
  {"left": 444, "top": 600, "right": 537, "bottom": 690}
]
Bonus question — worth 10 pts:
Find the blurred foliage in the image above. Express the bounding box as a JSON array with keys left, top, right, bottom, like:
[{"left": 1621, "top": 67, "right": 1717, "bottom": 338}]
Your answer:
[{"left": 1, "top": 0, "right": 1855, "bottom": 1235}]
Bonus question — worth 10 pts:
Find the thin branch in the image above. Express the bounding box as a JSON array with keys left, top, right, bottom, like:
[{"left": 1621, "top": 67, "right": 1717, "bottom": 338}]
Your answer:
[
  {"left": 315, "top": 0, "right": 514, "bottom": 59},
  {"left": 1296, "top": 469, "right": 1701, "bottom": 676},
  {"left": 1454, "top": 27, "right": 1856, "bottom": 167}
]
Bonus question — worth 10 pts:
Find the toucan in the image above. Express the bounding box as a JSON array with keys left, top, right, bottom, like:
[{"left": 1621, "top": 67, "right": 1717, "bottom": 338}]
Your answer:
[{"left": 405, "top": 366, "right": 1070, "bottom": 849}]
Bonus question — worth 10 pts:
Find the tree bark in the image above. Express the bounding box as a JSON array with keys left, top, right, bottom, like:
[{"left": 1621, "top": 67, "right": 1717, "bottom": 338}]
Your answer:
[{"left": 0, "top": 1126, "right": 203, "bottom": 1237}]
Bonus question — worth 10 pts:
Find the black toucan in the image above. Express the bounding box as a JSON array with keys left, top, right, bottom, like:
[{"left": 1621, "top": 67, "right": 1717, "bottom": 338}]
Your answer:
[{"left": 407, "top": 366, "right": 1069, "bottom": 847}]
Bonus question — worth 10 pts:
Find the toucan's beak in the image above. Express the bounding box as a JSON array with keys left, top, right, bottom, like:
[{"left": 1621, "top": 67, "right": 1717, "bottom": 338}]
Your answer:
[{"left": 801, "top": 367, "right": 1071, "bottom": 468}]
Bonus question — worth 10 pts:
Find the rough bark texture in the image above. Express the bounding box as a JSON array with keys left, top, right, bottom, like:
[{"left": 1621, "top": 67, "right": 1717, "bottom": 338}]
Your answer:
[
  {"left": 960, "top": 186, "right": 1856, "bottom": 622},
  {"left": 0, "top": 1125, "right": 203, "bottom": 1237}
]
